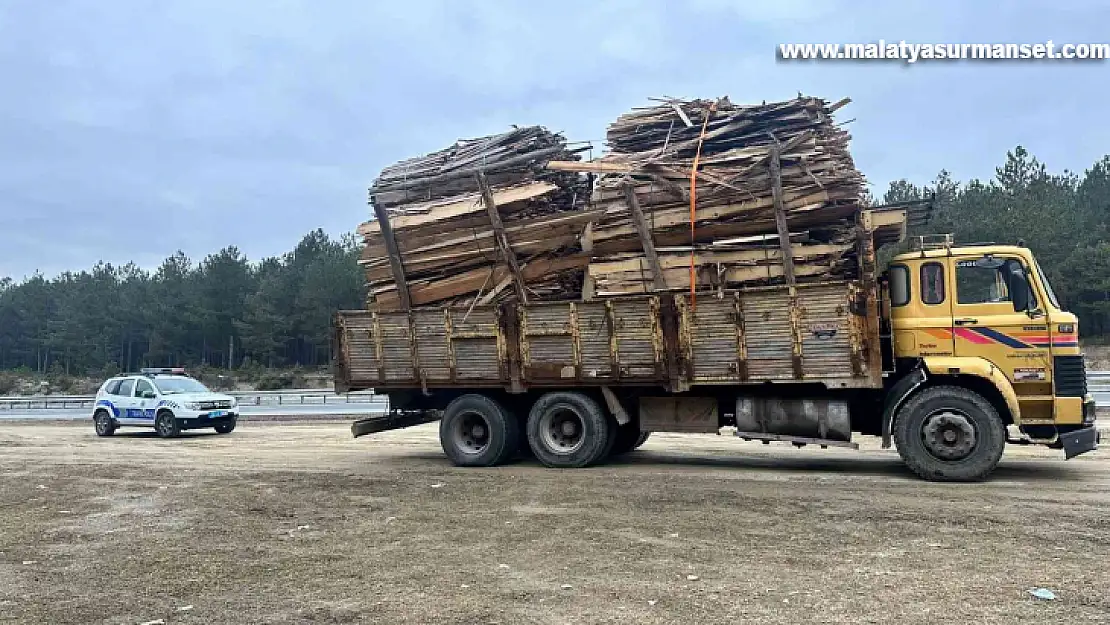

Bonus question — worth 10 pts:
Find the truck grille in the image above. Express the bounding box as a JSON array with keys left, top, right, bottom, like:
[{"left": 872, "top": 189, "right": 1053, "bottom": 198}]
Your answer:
[{"left": 1053, "top": 356, "right": 1087, "bottom": 397}]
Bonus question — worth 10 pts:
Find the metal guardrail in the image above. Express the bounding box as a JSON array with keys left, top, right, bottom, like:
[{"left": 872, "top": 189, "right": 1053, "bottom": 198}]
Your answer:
[
  {"left": 4, "top": 373, "right": 1110, "bottom": 410},
  {"left": 1089, "top": 371, "right": 1110, "bottom": 405},
  {"left": 0, "top": 388, "right": 379, "bottom": 410}
]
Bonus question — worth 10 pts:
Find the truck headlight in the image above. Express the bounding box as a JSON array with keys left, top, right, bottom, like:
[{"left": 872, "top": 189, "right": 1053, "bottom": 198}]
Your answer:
[{"left": 184, "top": 402, "right": 202, "bottom": 411}]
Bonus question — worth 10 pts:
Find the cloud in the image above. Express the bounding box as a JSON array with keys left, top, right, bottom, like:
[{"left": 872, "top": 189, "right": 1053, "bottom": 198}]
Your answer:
[{"left": 0, "top": 0, "right": 1107, "bottom": 279}]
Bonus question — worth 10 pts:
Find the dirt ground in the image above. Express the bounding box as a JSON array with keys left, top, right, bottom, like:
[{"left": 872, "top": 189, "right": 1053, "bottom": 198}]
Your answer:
[{"left": 0, "top": 421, "right": 1107, "bottom": 625}]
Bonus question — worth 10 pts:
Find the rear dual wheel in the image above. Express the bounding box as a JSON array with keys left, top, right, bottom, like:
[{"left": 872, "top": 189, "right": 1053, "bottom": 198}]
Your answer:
[
  {"left": 526, "top": 392, "right": 613, "bottom": 468},
  {"left": 610, "top": 425, "right": 650, "bottom": 456},
  {"left": 439, "top": 394, "right": 520, "bottom": 467},
  {"left": 439, "top": 391, "right": 629, "bottom": 468}
]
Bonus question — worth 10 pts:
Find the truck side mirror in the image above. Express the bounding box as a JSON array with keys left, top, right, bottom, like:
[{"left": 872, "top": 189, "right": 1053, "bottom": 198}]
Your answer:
[{"left": 1010, "top": 271, "right": 1030, "bottom": 312}]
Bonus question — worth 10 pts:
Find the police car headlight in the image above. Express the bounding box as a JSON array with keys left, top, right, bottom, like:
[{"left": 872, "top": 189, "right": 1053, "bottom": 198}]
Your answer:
[
  {"left": 229, "top": 398, "right": 238, "bottom": 408},
  {"left": 184, "top": 402, "right": 202, "bottom": 411}
]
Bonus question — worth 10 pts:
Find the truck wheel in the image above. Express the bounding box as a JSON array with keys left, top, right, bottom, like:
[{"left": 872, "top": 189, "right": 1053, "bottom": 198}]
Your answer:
[
  {"left": 155, "top": 411, "right": 180, "bottom": 439},
  {"left": 439, "top": 394, "right": 520, "bottom": 467},
  {"left": 893, "top": 385, "right": 1006, "bottom": 482},
  {"left": 609, "top": 423, "right": 646, "bottom": 457},
  {"left": 527, "top": 392, "right": 612, "bottom": 468},
  {"left": 93, "top": 410, "right": 116, "bottom": 437}
]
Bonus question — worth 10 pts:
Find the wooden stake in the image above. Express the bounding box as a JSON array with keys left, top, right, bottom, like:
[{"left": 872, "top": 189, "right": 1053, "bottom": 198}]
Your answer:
[
  {"left": 768, "top": 143, "right": 797, "bottom": 287},
  {"left": 580, "top": 222, "right": 596, "bottom": 301},
  {"left": 476, "top": 171, "right": 528, "bottom": 304},
  {"left": 371, "top": 201, "right": 412, "bottom": 311},
  {"left": 623, "top": 182, "right": 667, "bottom": 291},
  {"left": 770, "top": 143, "right": 803, "bottom": 378}
]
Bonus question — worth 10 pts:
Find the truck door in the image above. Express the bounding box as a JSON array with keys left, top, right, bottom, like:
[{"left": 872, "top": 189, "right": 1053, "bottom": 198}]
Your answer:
[
  {"left": 916, "top": 260, "right": 954, "bottom": 356},
  {"left": 951, "top": 255, "right": 1053, "bottom": 409},
  {"left": 888, "top": 261, "right": 955, "bottom": 358}
]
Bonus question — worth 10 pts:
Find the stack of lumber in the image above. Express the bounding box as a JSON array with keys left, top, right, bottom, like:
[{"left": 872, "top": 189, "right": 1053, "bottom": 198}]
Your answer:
[
  {"left": 360, "top": 127, "right": 593, "bottom": 310},
  {"left": 360, "top": 95, "right": 895, "bottom": 309},
  {"left": 550, "top": 95, "right": 868, "bottom": 296}
]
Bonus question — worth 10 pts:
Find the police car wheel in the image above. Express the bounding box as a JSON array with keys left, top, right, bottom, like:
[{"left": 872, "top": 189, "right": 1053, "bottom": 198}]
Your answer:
[
  {"left": 93, "top": 411, "right": 116, "bottom": 437},
  {"left": 155, "top": 411, "right": 180, "bottom": 438}
]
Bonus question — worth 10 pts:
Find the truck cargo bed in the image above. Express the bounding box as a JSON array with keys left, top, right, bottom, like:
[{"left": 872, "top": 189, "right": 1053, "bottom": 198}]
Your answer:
[{"left": 334, "top": 280, "right": 882, "bottom": 393}]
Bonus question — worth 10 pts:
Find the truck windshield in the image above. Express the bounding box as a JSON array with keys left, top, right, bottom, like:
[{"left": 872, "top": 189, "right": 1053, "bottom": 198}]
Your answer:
[
  {"left": 1033, "top": 258, "right": 1061, "bottom": 309},
  {"left": 154, "top": 377, "right": 210, "bottom": 395}
]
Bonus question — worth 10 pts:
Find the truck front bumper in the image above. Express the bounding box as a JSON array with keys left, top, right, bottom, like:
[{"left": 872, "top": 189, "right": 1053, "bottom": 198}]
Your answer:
[{"left": 1060, "top": 426, "right": 1099, "bottom": 460}]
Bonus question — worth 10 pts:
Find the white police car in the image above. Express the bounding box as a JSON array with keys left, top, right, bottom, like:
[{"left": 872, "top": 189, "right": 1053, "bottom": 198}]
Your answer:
[{"left": 92, "top": 368, "right": 239, "bottom": 438}]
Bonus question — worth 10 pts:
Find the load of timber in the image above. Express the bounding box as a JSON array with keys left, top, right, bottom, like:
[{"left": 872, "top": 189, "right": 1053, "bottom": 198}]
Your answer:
[
  {"left": 548, "top": 95, "right": 868, "bottom": 296},
  {"left": 360, "top": 95, "right": 909, "bottom": 311},
  {"left": 360, "top": 126, "right": 592, "bottom": 310}
]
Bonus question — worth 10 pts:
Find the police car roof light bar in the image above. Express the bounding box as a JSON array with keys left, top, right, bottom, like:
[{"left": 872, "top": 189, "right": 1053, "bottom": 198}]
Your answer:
[{"left": 139, "top": 367, "right": 187, "bottom": 376}]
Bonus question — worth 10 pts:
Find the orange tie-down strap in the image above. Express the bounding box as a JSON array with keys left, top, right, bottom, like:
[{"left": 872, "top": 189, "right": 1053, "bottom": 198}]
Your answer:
[{"left": 688, "top": 101, "right": 717, "bottom": 310}]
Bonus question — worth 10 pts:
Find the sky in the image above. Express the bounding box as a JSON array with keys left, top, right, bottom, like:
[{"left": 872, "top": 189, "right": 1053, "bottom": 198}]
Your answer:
[{"left": 1, "top": 0, "right": 1108, "bottom": 280}]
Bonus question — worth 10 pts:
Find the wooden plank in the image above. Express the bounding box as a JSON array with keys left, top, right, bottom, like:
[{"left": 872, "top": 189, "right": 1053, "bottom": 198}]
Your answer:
[
  {"left": 768, "top": 143, "right": 797, "bottom": 287},
  {"left": 373, "top": 254, "right": 590, "bottom": 309},
  {"left": 477, "top": 263, "right": 522, "bottom": 306},
  {"left": 624, "top": 182, "right": 668, "bottom": 291},
  {"left": 591, "top": 262, "right": 833, "bottom": 295},
  {"left": 670, "top": 102, "right": 694, "bottom": 127},
  {"left": 580, "top": 221, "right": 596, "bottom": 301},
  {"left": 588, "top": 243, "right": 853, "bottom": 275},
  {"left": 371, "top": 201, "right": 412, "bottom": 311},
  {"left": 359, "top": 181, "right": 558, "bottom": 234},
  {"left": 371, "top": 145, "right": 567, "bottom": 193},
  {"left": 476, "top": 171, "right": 528, "bottom": 304},
  {"left": 590, "top": 189, "right": 833, "bottom": 242}
]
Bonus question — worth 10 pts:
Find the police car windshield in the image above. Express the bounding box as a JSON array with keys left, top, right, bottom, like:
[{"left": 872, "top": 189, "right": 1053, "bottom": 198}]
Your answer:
[{"left": 153, "top": 377, "right": 209, "bottom": 395}]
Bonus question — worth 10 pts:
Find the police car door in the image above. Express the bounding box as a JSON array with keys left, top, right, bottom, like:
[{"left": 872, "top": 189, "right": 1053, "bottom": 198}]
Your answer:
[
  {"left": 133, "top": 378, "right": 158, "bottom": 422},
  {"left": 114, "top": 378, "right": 139, "bottom": 424}
]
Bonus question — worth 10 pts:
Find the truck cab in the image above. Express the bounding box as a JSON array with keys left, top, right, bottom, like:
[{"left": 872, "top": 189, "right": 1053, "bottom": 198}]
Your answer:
[{"left": 884, "top": 236, "right": 1097, "bottom": 463}]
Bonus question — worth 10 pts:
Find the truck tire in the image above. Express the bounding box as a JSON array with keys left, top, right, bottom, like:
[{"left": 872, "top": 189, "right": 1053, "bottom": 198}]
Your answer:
[
  {"left": 527, "top": 392, "right": 612, "bottom": 468},
  {"left": 893, "top": 385, "right": 1006, "bottom": 482},
  {"left": 439, "top": 394, "right": 520, "bottom": 467},
  {"left": 609, "top": 423, "right": 647, "bottom": 457}
]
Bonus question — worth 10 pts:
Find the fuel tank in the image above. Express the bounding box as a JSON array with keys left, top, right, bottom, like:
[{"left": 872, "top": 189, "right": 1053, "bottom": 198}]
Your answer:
[{"left": 734, "top": 397, "right": 852, "bottom": 442}]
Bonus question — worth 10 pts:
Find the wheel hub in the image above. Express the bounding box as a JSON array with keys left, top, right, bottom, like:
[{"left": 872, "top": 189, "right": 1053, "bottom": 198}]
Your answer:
[
  {"left": 921, "top": 410, "right": 977, "bottom": 461},
  {"left": 539, "top": 407, "right": 586, "bottom": 454},
  {"left": 455, "top": 412, "right": 491, "bottom": 455}
]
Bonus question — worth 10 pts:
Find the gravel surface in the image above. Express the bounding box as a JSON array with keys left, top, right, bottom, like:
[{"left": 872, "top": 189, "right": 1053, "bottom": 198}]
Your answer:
[{"left": 1, "top": 421, "right": 1107, "bottom": 624}]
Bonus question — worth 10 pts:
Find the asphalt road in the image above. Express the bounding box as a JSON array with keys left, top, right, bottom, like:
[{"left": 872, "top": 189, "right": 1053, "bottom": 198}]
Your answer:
[{"left": 0, "top": 400, "right": 388, "bottom": 421}]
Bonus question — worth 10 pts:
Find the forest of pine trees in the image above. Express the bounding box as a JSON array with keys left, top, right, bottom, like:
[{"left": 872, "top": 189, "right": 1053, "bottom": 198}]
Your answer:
[
  {"left": 2, "top": 146, "right": 1110, "bottom": 377},
  {"left": 0, "top": 230, "right": 364, "bottom": 375}
]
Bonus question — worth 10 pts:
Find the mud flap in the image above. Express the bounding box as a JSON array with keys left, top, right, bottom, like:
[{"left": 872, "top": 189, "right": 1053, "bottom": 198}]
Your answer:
[
  {"left": 351, "top": 410, "right": 441, "bottom": 438},
  {"left": 881, "top": 367, "right": 928, "bottom": 449},
  {"left": 1059, "top": 426, "right": 1099, "bottom": 460}
]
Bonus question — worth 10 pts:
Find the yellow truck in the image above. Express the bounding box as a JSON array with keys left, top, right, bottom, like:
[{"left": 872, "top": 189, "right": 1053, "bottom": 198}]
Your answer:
[{"left": 334, "top": 216, "right": 1098, "bottom": 481}]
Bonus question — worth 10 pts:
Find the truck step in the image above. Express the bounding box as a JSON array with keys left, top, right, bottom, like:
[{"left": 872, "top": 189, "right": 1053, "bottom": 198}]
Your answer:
[{"left": 734, "top": 430, "right": 859, "bottom": 450}]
